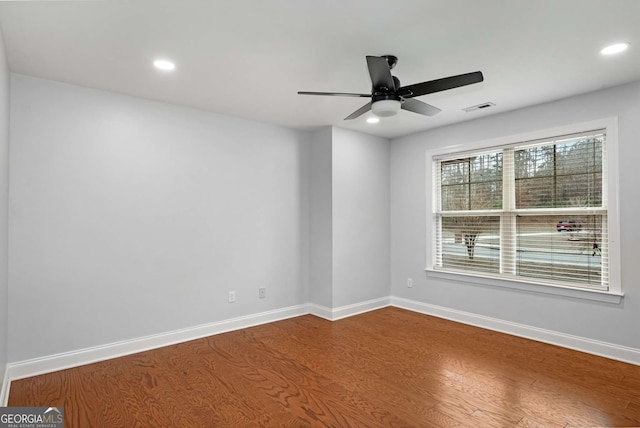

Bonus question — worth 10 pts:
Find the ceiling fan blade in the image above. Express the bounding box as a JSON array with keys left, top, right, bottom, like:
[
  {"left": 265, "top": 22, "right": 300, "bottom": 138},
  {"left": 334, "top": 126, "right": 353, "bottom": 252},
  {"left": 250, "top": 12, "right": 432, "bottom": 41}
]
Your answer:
[
  {"left": 298, "top": 91, "right": 371, "bottom": 97},
  {"left": 400, "top": 71, "right": 484, "bottom": 98},
  {"left": 366, "top": 56, "right": 396, "bottom": 91},
  {"left": 401, "top": 99, "right": 442, "bottom": 117},
  {"left": 344, "top": 102, "right": 372, "bottom": 120}
]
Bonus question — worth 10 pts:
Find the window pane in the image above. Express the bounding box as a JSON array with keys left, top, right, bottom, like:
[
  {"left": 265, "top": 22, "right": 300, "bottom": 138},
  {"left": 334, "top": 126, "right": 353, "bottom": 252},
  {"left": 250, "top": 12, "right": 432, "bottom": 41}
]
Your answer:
[
  {"left": 515, "top": 146, "right": 554, "bottom": 178},
  {"left": 556, "top": 139, "right": 602, "bottom": 175},
  {"left": 440, "top": 216, "right": 500, "bottom": 273},
  {"left": 556, "top": 173, "right": 602, "bottom": 207},
  {"left": 442, "top": 184, "right": 468, "bottom": 211},
  {"left": 515, "top": 215, "right": 605, "bottom": 287},
  {"left": 515, "top": 137, "right": 603, "bottom": 208},
  {"left": 441, "top": 153, "right": 502, "bottom": 211},
  {"left": 471, "top": 182, "right": 502, "bottom": 210},
  {"left": 515, "top": 177, "right": 554, "bottom": 208},
  {"left": 470, "top": 153, "right": 503, "bottom": 183},
  {"left": 441, "top": 160, "right": 469, "bottom": 185}
]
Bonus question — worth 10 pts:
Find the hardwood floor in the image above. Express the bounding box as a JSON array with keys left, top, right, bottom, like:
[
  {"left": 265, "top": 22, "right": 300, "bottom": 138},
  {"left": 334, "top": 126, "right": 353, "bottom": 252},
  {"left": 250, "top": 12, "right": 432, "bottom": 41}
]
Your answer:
[{"left": 8, "top": 307, "right": 640, "bottom": 427}]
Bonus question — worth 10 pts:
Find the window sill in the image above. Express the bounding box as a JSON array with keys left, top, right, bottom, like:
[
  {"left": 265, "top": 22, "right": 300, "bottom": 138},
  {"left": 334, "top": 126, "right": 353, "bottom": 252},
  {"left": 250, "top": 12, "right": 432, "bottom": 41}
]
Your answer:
[{"left": 424, "top": 268, "right": 623, "bottom": 304}]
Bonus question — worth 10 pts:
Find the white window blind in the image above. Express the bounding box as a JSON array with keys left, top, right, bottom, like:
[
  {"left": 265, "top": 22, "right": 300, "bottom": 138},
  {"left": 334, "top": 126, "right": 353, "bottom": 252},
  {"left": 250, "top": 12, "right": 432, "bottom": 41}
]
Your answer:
[{"left": 432, "top": 129, "right": 610, "bottom": 291}]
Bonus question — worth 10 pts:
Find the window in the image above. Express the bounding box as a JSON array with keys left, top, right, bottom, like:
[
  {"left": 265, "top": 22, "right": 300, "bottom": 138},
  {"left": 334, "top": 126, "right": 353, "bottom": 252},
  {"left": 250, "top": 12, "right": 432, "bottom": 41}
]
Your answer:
[{"left": 428, "top": 119, "right": 620, "bottom": 297}]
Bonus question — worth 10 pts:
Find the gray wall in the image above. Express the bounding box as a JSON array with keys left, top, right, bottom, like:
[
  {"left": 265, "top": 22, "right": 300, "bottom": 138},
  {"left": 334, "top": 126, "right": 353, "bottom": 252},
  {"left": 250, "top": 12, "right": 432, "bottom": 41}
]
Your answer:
[
  {"left": 332, "top": 128, "right": 390, "bottom": 307},
  {"left": 0, "top": 27, "right": 9, "bottom": 382},
  {"left": 307, "top": 127, "right": 390, "bottom": 309},
  {"left": 390, "top": 81, "right": 640, "bottom": 349},
  {"left": 9, "top": 74, "right": 310, "bottom": 362},
  {"left": 308, "top": 127, "right": 333, "bottom": 308}
]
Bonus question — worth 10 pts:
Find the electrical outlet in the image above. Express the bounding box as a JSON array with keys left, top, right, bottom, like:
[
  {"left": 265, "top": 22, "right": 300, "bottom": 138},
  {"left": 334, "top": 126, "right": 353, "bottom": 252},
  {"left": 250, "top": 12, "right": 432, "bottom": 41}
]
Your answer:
[
  {"left": 259, "top": 287, "right": 266, "bottom": 299},
  {"left": 407, "top": 278, "right": 413, "bottom": 288},
  {"left": 228, "top": 291, "right": 236, "bottom": 303}
]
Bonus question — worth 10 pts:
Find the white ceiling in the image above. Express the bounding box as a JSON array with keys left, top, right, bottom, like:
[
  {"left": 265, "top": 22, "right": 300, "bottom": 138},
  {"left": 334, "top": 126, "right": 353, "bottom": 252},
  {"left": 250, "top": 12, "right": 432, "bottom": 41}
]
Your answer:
[{"left": 0, "top": 0, "right": 638, "bottom": 139}]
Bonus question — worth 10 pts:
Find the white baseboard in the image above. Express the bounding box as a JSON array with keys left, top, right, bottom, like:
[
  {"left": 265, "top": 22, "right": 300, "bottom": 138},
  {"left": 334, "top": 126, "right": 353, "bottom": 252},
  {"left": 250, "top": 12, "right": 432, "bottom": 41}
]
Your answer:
[
  {"left": 1, "top": 367, "right": 9, "bottom": 407},
  {"left": 391, "top": 296, "right": 640, "bottom": 366},
  {"left": 309, "top": 297, "right": 390, "bottom": 321},
  {"left": 331, "top": 297, "right": 390, "bottom": 320},
  {"left": 308, "top": 303, "right": 333, "bottom": 320},
  {"left": 3, "top": 304, "right": 309, "bottom": 389}
]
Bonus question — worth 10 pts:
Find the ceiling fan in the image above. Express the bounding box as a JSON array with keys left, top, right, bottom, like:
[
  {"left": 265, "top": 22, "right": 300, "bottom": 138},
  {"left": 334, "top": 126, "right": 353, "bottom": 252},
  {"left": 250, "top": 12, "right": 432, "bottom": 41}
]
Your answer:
[{"left": 298, "top": 55, "right": 483, "bottom": 120}]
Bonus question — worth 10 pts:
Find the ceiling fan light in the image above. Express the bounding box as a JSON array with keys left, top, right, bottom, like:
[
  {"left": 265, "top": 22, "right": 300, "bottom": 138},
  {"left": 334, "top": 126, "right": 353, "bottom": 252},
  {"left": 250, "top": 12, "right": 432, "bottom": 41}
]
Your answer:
[{"left": 371, "top": 100, "right": 401, "bottom": 117}]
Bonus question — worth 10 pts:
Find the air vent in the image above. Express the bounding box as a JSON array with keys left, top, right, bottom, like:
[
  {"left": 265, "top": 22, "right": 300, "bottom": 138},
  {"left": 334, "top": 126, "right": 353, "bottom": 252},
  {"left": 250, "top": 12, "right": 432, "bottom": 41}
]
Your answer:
[{"left": 463, "top": 102, "right": 495, "bottom": 112}]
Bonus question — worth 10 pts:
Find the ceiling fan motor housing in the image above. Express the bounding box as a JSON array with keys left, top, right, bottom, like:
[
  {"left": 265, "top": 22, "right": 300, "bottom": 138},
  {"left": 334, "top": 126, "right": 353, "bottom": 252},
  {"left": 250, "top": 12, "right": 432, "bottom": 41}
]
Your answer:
[{"left": 382, "top": 55, "right": 398, "bottom": 70}]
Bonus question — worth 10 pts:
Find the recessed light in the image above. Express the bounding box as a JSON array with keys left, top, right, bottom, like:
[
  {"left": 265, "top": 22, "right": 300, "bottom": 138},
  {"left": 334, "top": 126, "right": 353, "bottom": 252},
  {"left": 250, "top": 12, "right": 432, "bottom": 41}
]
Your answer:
[
  {"left": 600, "top": 43, "right": 629, "bottom": 55},
  {"left": 153, "top": 59, "right": 176, "bottom": 71},
  {"left": 366, "top": 117, "right": 380, "bottom": 124}
]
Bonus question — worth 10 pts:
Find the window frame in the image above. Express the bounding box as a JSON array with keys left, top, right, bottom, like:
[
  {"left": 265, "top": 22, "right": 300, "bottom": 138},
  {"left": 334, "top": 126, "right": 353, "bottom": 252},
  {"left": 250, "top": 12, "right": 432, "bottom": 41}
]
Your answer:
[{"left": 425, "top": 118, "right": 622, "bottom": 303}]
